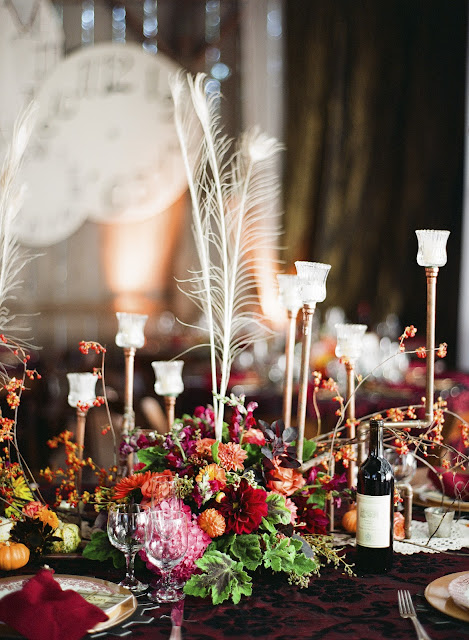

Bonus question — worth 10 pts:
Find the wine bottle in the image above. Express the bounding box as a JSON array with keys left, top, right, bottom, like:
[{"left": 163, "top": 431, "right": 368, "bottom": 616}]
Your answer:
[{"left": 356, "top": 419, "right": 394, "bottom": 573}]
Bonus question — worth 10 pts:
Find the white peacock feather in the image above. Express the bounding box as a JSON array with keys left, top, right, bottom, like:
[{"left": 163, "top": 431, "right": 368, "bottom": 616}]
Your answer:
[
  {"left": 170, "top": 72, "right": 282, "bottom": 439},
  {"left": 0, "top": 101, "right": 38, "bottom": 372}
]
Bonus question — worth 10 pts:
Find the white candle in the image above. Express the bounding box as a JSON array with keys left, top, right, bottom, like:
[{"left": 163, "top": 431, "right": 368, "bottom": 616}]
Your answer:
[{"left": 416, "top": 229, "right": 450, "bottom": 267}]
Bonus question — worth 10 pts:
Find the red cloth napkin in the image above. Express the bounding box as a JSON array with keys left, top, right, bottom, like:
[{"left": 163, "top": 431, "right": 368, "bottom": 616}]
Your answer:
[{"left": 0, "top": 569, "right": 108, "bottom": 640}]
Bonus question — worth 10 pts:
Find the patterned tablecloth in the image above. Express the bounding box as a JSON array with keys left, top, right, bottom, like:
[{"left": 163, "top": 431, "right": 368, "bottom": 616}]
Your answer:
[{"left": 2, "top": 540, "right": 468, "bottom": 640}]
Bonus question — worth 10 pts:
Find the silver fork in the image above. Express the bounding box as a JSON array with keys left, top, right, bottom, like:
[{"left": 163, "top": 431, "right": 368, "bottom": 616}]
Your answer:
[{"left": 397, "top": 590, "right": 433, "bottom": 640}]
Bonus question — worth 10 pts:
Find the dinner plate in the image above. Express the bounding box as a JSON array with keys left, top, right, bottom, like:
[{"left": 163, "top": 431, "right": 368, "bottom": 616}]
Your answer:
[
  {"left": 425, "top": 571, "right": 469, "bottom": 622},
  {"left": 413, "top": 487, "right": 469, "bottom": 512},
  {"left": 0, "top": 574, "right": 137, "bottom": 637}
]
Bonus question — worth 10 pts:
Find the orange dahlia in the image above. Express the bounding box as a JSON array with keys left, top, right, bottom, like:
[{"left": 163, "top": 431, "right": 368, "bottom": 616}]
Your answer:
[
  {"left": 195, "top": 438, "right": 217, "bottom": 458},
  {"left": 38, "top": 508, "right": 59, "bottom": 530},
  {"left": 140, "top": 470, "right": 174, "bottom": 499},
  {"left": 113, "top": 470, "right": 153, "bottom": 500},
  {"left": 198, "top": 508, "right": 226, "bottom": 537},
  {"left": 195, "top": 463, "right": 227, "bottom": 486},
  {"left": 217, "top": 442, "right": 247, "bottom": 472}
]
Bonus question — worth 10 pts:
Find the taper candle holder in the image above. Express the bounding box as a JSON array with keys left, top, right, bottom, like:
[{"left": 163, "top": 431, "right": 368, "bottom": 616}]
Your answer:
[
  {"left": 356, "top": 230, "right": 450, "bottom": 466},
  {"left": 335, "top": 323, "right": 367, "bottom": 488},
  {"left": 294, "top": 261, "right": 331, "bottom": 463},
  {"left": 277, "top": 274, "right": 302, "bottom": 430},
  {"left": 67, "top": 372, "right": 98, "bottom": 497},
  {"left": 115, "top": 312, "right": 148, "bottom": 475},
  {"left": 152, "top": 360, "right": 184, "bottom": 429}
]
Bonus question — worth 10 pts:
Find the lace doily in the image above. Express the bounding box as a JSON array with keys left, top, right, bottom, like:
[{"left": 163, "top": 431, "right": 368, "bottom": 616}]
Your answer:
[
  {"left": 339, "top": 519, "right": 469, "bottom": 555},
  {"left": 395, "top": 519, "right": 469, "bottom": 554}
]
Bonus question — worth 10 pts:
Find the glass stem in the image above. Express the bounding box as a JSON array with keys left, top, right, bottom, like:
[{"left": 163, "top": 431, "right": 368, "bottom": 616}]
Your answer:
[
  {"left": 161, "top": 569, "right": 172, "bottom": 590},
  {"left": 126, "top": 550, "right": 136, "bottom": 581}
]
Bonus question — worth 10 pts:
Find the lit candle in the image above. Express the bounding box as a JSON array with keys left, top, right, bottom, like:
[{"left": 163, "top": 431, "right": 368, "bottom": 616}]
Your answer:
[
  {"left": 67, "top": 372, "right": 97, "bottom": 409},
  {"left": 415, "top": 229, "right": 450, "bottom": 267},
  {"left": 152, "top": 360, "right": 184, "bottom": 397},
  {"left": 115, "top": 312, "right": 148, "bottom": 349}
]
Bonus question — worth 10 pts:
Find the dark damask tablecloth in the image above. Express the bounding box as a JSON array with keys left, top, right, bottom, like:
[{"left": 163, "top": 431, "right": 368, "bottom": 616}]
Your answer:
[{"left": 4, "top": 544, "right": 467, "bottom": 640}]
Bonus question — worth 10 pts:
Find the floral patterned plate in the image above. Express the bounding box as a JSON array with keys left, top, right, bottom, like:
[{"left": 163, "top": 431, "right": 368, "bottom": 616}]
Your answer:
[{"left": 0, "top": 574, "right": 137, "bottom": 636}]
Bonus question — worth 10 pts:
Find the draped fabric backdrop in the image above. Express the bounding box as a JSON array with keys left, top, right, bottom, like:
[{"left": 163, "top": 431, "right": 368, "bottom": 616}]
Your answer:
[{"left": 283, "top": 0, "right": 467, "bottom": 366}]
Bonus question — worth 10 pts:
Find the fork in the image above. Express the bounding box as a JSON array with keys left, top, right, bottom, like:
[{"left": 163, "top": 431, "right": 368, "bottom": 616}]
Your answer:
[{"left": 397, "top": 590, "right": 433, "bottom": 640}]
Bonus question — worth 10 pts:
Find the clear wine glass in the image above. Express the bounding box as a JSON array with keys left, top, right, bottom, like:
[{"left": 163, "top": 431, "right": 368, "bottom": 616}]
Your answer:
[
  {"left": 107, "top": 503, "right": 148, "bottom": 594},
  {"left": 145, "top": 509, "right": 188, "bottom": 603},
  {"left": 384, "top": 448, "right": 417, "bottom": 484}
]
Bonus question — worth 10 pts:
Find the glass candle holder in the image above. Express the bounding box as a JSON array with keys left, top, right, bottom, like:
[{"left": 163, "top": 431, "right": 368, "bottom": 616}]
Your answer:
[
  {"left": 115, "top": 312, "right": 148, "bottom": 349},
  {"left": 415, "top": 229, "right": 450, "bottom": 267},
  {"left": 152, "top": 361, "right": 184, "bottom": 397},
  {"left": 335, "top": 323, "right": 368, "bottom": 362},
  {"left": 67, "top": 372, "right": 97, "bottom": 408},
  {"left": 277, "top": 274, "right": 302, "bottom": 313},
  {"left": 294, "top": 261, "right": 331, "bottom": 304}
]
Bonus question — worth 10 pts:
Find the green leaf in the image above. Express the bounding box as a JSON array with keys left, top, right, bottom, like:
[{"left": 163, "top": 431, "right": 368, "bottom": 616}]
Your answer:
[
  {"left": 302, "top": 439, "right": 317, "bottom": 461},
  {"left": 82, "top": 530, "right": 125, "bottom": 569},
  {"left": 136, "top": 445, "right": 168, "bottom": 472},
  {"left": 207, "top": 533, "right": 236, "bottom": 554},
  {"left": 231, "top": 534, "right": 263, "bottom": 571},
  {"left": 242, "top": 442, "right": 263, "bottom": 467},
  {"left": 261, "top": 492, "right": 291, "bottom": 533},
  {"left": 211, "top": 441, "right": 220, "bottom": 464},
  {"left": 183, "top": 550, "right": 252, "bottom": 605},
  {"left": 261, "top": 533, "right": 297, "bottom": 573}
]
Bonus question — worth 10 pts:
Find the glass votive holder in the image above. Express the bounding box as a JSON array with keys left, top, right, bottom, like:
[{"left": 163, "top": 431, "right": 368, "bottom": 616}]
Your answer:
[
  {"left": 152, "top": 360, "right": 184, "bottom": 397},
  {"left": 335, "top": 323, "right": 368, "bottom": 362},
  {"left": 115, "top": 312, "right": 148, "bottom": 349},
  {"left": 67, "top": 372, "right": 97, "bottom": 409},
  {"left": 424, "top": 506, "right": 454, "bottom": 538},
  {"left": 277, "top": 274, "right": 302, "bottom": 313},
  {"left": 294, "top": 261, "right": 331, "bottom": 304},
  {"left": 415, "top": 229, "right": 450, "bottom": 267}
]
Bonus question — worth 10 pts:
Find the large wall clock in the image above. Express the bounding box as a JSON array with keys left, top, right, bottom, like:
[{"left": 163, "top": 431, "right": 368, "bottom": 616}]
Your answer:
[{"left": 16, "top": 42, "right": 187, "bottom": 247}]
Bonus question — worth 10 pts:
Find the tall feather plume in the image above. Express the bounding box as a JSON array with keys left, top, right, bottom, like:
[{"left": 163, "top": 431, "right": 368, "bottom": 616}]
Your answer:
[
  {"left": 0, "top": 101, "right": 38, "bottom": 373},
  {"left": 170, "top": 72, "right": 282, "bottom": 439}
]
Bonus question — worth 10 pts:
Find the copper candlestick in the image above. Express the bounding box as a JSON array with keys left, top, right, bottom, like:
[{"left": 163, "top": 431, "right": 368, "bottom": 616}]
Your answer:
[
  {"left": 345, "top": 360, "right": 357, "bottom": 489},
  {"left": 75, "top": 408, "right": 87, "bottom": 498},
  {"left": 283, "top": 309, "right": 298, "bottom": 430},
  {"left": 296, "top": 302, "right": 316, "bottom": 463},
  {"left": 164, "top": 396, "right": 177, "bottom": 429}
]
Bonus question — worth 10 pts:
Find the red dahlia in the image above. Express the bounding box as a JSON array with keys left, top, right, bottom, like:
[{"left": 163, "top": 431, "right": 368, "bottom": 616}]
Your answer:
[{"left": 217, "top": 478, "right": 268, "bottom": 535}]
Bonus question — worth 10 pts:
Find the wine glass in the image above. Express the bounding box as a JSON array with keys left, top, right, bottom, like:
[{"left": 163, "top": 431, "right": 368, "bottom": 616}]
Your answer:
[
  {"left": 107, "top": 503, "right": 148, "bottom": 594},
  {"left": 150, "top": 477, "right": 185, "bottom": 594},
  {"left": 384, "top": 448, "right": 417, "bottom": 484},
  {"left": 145, "top": 509, "right": 188, "bottom": 603}
]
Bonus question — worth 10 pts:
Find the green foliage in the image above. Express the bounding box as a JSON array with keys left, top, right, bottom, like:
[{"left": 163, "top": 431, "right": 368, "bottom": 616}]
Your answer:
[
  {"left": 242, "top": 442, "right": 263, "bottom": 467},
  {"left": 211, "top": 440, "right": 220, "bottom": 464},
  {"left": 261, "top": 533, "right": 317, "bottom": 575},
  {"left": 184, "top": 550, "right": 252, "bottom": 604},
  {"left": 136, "top": 445, "right": 168, "bottom": 472},
  {"left": 82, "top": 530, "right": 125, "bottom": 569},
  {"left": 302, "top": 439, "right": 317, "bottom": 462},
  {"left": 231, "top": 534, "right": 263, "bottom": 571},
  {"left": 261, "top": 492, "right": 291, "bottom": 533}
]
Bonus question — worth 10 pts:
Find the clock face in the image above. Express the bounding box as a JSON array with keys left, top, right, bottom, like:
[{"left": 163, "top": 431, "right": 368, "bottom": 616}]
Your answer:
[{"left": 16, "top": 42, "right": 187, "bottom": 247}]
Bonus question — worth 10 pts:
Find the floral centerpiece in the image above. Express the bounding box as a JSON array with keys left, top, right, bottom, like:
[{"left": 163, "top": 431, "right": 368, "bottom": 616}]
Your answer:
[{"left": 83, "top": 395, "right": 353, "bottom": 604}]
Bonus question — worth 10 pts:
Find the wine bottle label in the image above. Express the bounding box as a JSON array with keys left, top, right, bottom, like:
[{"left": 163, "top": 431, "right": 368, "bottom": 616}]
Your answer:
[{"left": 356, "top": 493, "right": 391, "bottom": 548}]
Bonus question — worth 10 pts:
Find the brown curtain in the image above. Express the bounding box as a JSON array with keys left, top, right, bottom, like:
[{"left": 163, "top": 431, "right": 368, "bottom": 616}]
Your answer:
[{"left": 283, "top": 0, "right": 467, "bottom": 363}]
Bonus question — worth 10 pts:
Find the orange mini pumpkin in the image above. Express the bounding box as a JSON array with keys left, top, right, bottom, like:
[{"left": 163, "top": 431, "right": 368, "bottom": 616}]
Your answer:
[
  {"left": 0, "top": 541, "right": 30, "bottom": 571},
  {"left": 341, "top": 505, "right": 357, "bottom": 533}
]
